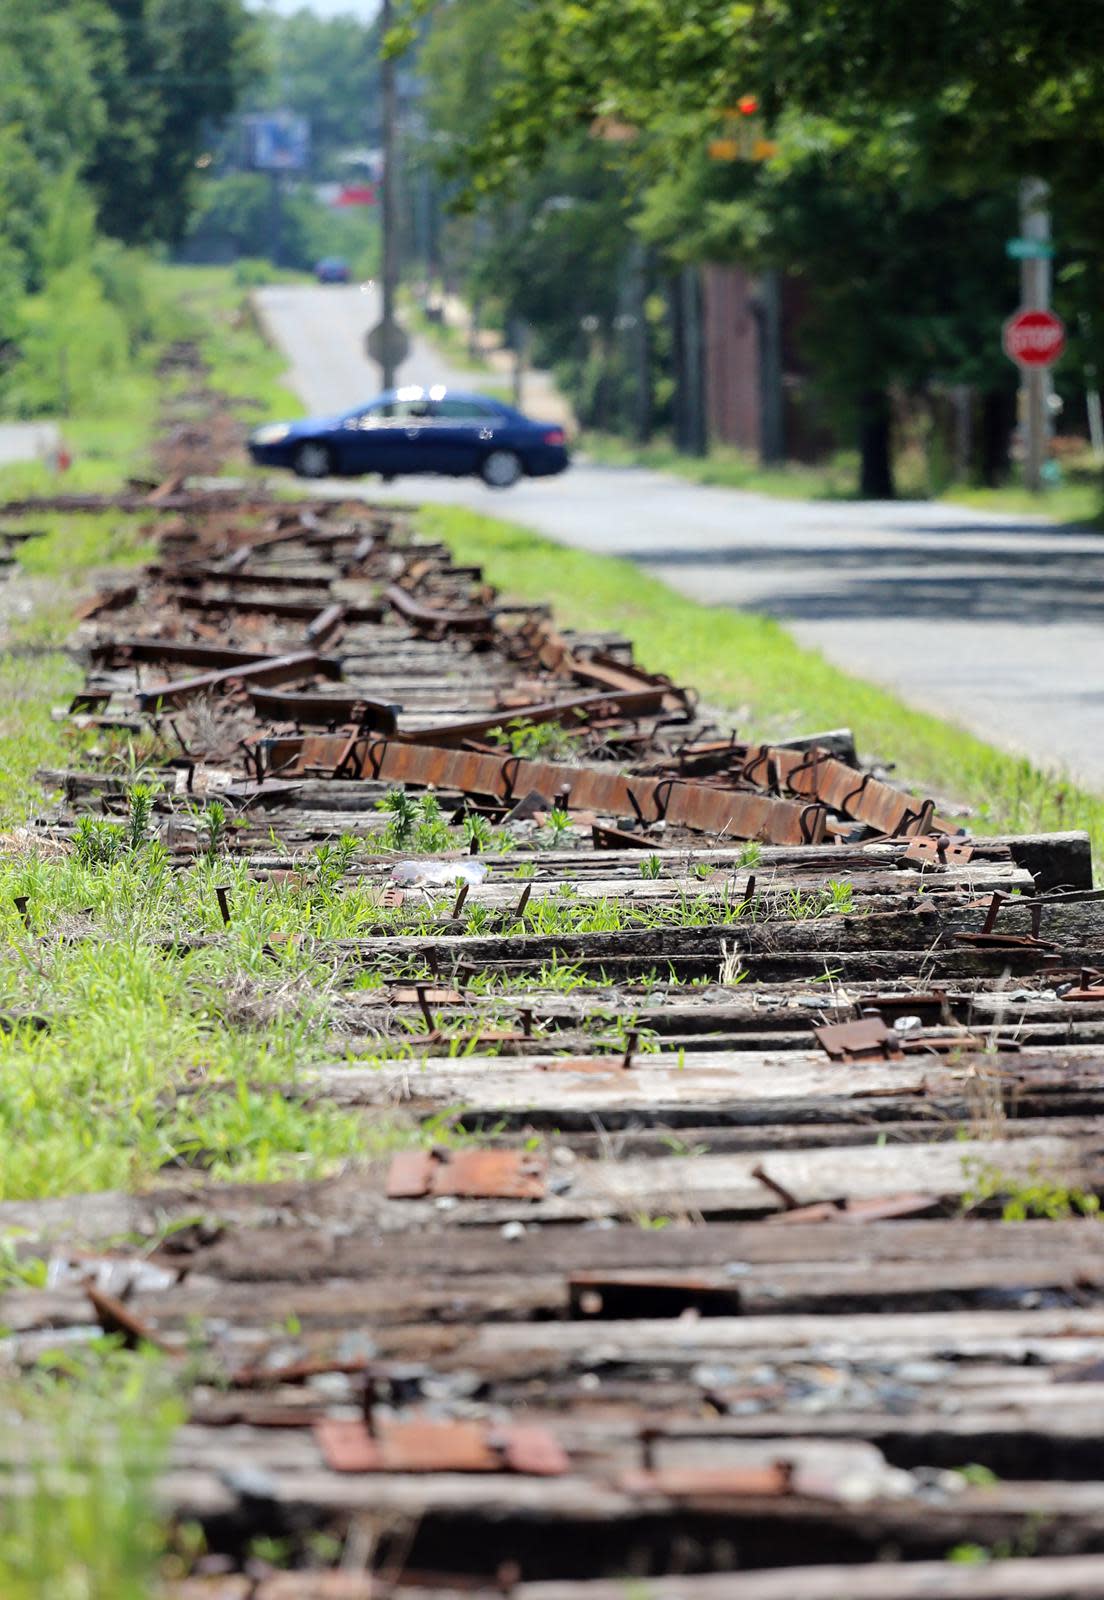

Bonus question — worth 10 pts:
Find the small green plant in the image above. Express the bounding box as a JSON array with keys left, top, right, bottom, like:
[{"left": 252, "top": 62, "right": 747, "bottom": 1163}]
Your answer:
[
  {"left": 639, "top": 854, "right": 662, "bottom": 880},
  {"left": 195, "top": 799, "right": 227, "bottom": 864},
  {"left": 0, "top": 1234, "right": 48, "bottom": 1290},
  {"left": 488, "top": 716, "right": 583, "bottom": 761},
  {"left": 542, "top": 807, "right": 573, "bottom": 845},
  {"left": 463, "top": 811, "right": 494, "bottom": 852},
  {"left": 72, "top": 815, "right": 126, "bottom": 867},
  {"left": 961, "top": 1158, "right": 1101, "bottom": 1221},
  {"left": 947, "top": 1544, "right": 991, "bottom": 1565},
  {"left": 126, "top": 781, "right": 160, "bottom": 853},
  {"left": 377, "top": 786, "right": 418, "bottom": 848},
  {"left": 312, "top": 833, "right": 359, "bottom": 890},
  {"left": 378, "top": 791, "right": 454, "bottom": 854}
]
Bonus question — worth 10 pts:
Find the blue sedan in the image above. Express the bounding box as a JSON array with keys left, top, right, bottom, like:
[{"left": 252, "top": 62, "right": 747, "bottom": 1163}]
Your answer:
[{"left": 248, "top": 386, "right": 570, "bottom": 489}]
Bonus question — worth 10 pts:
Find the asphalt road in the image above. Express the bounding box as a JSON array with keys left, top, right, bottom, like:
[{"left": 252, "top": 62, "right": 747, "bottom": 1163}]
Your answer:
[
  {"left": 0, "top": 421, "right": 59, "bottom": 468},
  {"left": 254, "top": 284, "right": 1104, "bottom": 787}
]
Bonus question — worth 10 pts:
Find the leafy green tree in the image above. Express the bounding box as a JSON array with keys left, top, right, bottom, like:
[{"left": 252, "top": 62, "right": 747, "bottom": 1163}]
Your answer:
[{"left": 410, "top": 0, "right": 1049, "bottom": 491}]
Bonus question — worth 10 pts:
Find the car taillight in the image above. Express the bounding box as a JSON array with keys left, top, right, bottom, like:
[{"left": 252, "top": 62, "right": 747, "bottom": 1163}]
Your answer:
[{"left": 543, "top": 428, "right": 565, "bottom": 446}]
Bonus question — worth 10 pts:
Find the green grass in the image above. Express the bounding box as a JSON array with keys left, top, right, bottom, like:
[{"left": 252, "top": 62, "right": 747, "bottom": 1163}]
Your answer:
[
  {"left": 0, "top": 1344, "right": 181, "bottom": 1600},
  {"left": 582, "top": 432, "right": 859, "bottom": 500},
  {"left": 416, "top": 504, "right": 1103, "bottom": 858},
  {"left": 0, "top": 845, "right": 425, "bottom": 1202},
  {"left": 163, "top": 263, "right": 305, "bottom": 425},
  {"left": 581, "top": 432, "right": 1104, "bottom": 525}
]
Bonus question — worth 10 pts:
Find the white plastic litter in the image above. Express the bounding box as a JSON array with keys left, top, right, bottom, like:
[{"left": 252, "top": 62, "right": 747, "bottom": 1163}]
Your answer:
[{"left": 390, "top": 859, "right": 488, "bottom": 888}]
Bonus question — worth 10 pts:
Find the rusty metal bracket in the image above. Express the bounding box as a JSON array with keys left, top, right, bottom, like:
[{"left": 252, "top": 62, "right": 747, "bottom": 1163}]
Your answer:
[
  {"left": 814, "top": 1017, "right": 904, "bottom": 1062},
  {"left": 315, "top": 1415, "right": 569, "bottom": 1476},
  {"left": 904, "top": 835, "right": 975, "bottom": 867},
  {"left": 386, "top": 1147, "right": 548, "bottom": 1200}
]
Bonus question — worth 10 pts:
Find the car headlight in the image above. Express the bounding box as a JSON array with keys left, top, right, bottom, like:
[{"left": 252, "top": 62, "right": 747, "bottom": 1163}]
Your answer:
[{"left": 252, "top": 423, "right": 291, "bottom": 445}]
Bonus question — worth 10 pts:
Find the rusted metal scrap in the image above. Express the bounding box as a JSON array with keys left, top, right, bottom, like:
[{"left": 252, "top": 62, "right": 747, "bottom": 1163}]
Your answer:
[
  {"left": 386, "top": 1147, "right": 549, "bottom": 1200},
  {"left": 315, "top": 1416, "right": 569, "bottom": 1476},
  {"left": 258, "top": 736, "right": 828, "bottom": 845},
  {"left": 137, "top": 651, "right": 338, "bottom": 710}
]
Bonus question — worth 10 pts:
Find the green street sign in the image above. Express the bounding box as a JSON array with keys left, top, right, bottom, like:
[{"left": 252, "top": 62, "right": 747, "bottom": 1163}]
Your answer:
[{"left": 1006, "top": 238, "right": 1056, "bottom": 260}]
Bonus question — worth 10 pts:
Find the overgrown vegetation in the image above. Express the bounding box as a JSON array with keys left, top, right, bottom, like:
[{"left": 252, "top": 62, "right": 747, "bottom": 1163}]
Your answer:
[
  {"left": 0, "top": 1346, "right": 182, "bottom": 1600},
  {"left": 0, "top": 0, "right": 256, "bottom": 417}
]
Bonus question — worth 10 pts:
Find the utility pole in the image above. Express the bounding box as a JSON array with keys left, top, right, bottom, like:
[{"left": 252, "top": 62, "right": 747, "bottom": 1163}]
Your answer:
[
  {"left": 268, "top": 171, "right": 283, "bottom": 268},
  {"left": 510, "top": 317, "right": 527, "bottom": 411},
  {"left": 628, "top": 241, "right": 652, "bottom": 445},
  {"left": 1019, "top": 178, "right": 1051, "bottom": 492},
  {"left": 680, "top": 265, "right": 706, "bottom": 457},
  {"left": 373, "top": 0, "right": 405, "bottom": 390},
  {"left": 757, "top": 268, "right": 784, "bottom": 465}
]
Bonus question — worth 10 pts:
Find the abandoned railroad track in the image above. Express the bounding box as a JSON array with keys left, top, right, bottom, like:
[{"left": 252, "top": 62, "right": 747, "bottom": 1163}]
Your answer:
[{"left": 3, "top": 488, "right": 1104, "bottom": 1599}]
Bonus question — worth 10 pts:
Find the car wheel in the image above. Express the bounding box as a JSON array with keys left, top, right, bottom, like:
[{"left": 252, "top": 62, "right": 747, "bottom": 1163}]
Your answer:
[
  {"left": 479, "top": 449, "right": 523, "bottom": 489},
  {"left": 292, "top": 441, "right": 334, "bottom": 479}
]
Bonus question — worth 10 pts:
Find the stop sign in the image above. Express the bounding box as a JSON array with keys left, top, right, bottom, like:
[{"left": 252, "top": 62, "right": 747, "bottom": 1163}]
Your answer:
[{"left": 1003, "top": 308, "right": 1066, "bottom": 368}]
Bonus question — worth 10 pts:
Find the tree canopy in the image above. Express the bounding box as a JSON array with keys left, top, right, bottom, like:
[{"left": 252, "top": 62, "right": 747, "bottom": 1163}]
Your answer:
[{"left": 408, "top": 0, "right": 1095, "bottom": 492}]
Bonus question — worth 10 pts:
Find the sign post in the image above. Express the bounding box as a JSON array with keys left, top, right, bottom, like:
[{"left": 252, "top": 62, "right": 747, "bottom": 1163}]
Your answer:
[
  {"left": 378, "top": 0, "right": 403, "bottom": 390},
  {"left": 1003, "top": 305, "right": 1065, "bottom": 493},
  {"left": 1013, "top": 180, "right": 1055, "bottom": 491}
]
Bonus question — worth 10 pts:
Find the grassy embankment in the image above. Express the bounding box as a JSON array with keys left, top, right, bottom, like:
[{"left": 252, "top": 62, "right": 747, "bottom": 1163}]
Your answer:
[
  {"left": 0, "top": 264, "right": 381, "bottom": 1211},
  {"left": 581, "top": 432, "right": 1104, "bottom": 526}
]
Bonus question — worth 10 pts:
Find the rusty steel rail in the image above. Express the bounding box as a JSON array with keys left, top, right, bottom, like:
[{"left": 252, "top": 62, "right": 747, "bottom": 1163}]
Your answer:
[
  {"left": 257, "top": 735, "right": 828, "bottom": 845},
  {"left": 136, "top": 650, "right": 338, "bottom": 710}
]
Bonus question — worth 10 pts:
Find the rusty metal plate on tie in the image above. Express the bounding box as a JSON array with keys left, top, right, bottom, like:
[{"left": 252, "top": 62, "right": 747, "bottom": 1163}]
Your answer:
[
  {"left": 954, "top": 932, "right": 1059, "bottom": 951},
  {"left": 814, "top": 1017, "right": 902, "bottom": 1062},
  {"left": 386, "top": 1148, "right": 547, "bottom": 1200},
  {"left": 315, "top": 1416, "right": 568, "bottom": 1475},
  {"left": 903, "top": 836, "right": 975, "bottom": 866},
  {"left": 622, "top": 1463, "right": 792, "bottom": 1500}
]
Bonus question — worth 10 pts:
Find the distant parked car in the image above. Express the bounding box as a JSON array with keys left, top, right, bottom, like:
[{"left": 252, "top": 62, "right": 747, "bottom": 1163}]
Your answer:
[
  {"left": 314, "top": 257, "right": 350, "bottom": 283},
  {"left": 248, "top": 386, "right": 570, "bottom": 489}
]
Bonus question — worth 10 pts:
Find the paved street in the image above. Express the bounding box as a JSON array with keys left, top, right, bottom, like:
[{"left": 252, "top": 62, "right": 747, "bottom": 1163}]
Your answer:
[
  {"left": 0, "top": 421, "right": 59, "bottom": 467},
  {"left": 255, "top": 284, "right": 1104, "bottom": 787}
]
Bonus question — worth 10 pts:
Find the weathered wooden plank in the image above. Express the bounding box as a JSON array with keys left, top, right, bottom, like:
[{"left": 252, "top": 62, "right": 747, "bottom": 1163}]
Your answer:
[{"left": 496, "top": 1555, "right": 1104, "bottom": 1599}]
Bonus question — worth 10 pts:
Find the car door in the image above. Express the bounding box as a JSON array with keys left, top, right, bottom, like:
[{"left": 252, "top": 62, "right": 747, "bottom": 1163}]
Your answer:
[
  {"left": 387, "top": 396, "right": 439, "bottom": 474},
  {"left": 336, "top": 401, "right": 401, "bottom": 475},
  {"left": 428, "top": 398, "right": 503, "bottom": 475}
]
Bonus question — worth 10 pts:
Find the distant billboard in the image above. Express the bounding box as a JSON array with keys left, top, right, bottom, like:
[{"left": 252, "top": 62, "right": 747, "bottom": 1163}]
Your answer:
[{"left": 244, "top": 113, "right": 310, "bottom": 172}]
